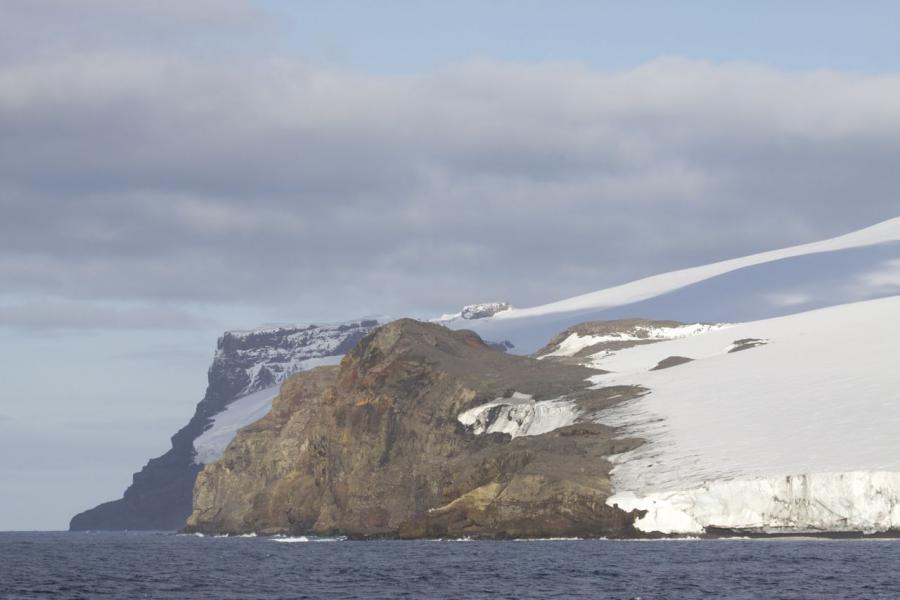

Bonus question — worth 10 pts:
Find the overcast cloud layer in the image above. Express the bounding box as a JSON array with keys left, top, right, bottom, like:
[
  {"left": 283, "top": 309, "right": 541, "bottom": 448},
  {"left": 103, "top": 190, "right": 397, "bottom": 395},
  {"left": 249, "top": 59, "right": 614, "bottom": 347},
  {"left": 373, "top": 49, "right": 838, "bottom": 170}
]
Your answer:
[{"left": 2, "top": 4, "right": 900, "bottom": 329}]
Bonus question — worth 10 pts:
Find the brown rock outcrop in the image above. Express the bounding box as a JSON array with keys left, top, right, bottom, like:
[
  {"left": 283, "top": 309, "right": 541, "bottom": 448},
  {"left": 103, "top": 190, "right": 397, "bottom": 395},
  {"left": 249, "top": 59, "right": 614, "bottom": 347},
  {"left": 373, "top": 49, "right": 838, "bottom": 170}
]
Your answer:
[{"left": 185, "top": 319, "right": 643, "bottom": 538}]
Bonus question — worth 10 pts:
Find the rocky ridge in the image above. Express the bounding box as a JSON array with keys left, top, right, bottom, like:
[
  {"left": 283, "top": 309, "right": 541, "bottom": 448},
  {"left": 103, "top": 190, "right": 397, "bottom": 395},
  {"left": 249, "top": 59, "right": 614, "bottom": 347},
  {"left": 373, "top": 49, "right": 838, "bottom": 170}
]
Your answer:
[{"left": 535, "top": 319, "right": 727, "bottom": 362}]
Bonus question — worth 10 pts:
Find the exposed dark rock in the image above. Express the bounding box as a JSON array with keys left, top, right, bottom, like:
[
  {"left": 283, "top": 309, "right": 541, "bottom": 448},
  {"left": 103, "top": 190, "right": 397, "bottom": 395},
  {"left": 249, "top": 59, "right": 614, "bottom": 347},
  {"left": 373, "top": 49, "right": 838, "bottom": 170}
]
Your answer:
[
  {"left": 651, "top": 356, "right": 694, "bottom": 371},
  {"left": 729, "top": 338, "right": 769, "bottom": 353}
]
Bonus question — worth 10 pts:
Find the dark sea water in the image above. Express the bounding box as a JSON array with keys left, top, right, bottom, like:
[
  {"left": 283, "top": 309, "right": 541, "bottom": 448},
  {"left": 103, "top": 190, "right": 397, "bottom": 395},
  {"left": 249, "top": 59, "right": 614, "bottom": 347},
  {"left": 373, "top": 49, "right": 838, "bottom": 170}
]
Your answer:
[{"left": 2, "top": 532, "right": 900, "bottom": 599}]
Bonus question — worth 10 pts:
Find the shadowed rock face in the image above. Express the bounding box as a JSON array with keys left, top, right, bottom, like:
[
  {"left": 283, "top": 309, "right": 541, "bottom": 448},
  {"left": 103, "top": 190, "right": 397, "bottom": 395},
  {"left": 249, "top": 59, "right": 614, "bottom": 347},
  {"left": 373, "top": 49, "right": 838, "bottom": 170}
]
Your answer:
[{"left": 185, "top": 319, "right": 643, "bottom": 538}]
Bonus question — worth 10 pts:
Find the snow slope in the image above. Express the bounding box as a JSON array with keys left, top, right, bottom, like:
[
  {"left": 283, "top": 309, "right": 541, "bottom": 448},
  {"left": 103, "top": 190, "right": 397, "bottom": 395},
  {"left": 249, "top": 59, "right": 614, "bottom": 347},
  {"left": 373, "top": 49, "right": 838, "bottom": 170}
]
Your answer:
[
  {"left": 443, "top": 218, "right": 900, "bottom": 353},
  {"left": 193, "top": 357, "right": 344, "bottom": 464},
  {"left": 578, "top": 295, "right": 900, "bottom": 534},
  {"left": 193, "top": 386, "right": 280, "bottom": 465}
]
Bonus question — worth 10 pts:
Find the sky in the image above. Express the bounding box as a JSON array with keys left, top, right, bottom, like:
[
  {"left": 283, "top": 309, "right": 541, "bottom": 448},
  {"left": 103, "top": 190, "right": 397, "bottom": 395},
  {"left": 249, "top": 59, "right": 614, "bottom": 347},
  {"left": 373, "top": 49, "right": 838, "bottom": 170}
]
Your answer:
[{"left": 2, "top": 0, "right": 900, "bottom": 530}]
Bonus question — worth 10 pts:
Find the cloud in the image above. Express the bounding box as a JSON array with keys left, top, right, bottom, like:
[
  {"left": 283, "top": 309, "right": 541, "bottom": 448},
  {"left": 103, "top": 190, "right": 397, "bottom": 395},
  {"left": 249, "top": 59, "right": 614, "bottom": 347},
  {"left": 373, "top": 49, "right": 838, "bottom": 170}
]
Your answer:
[
  {"left": 1, "top": 49, "right": 900, "bottom": 321},
  {"left": 0, "top": 302, "right": 217, "bottom": 331},
  {"left": 0, "top": 0, "right": 266, "bottom": 61},
  {"left": 110, "top": 344, "right": 210, "bottom": 361},
  {"left": 765, "top": 292, "right": 813, "bottom": 308}
]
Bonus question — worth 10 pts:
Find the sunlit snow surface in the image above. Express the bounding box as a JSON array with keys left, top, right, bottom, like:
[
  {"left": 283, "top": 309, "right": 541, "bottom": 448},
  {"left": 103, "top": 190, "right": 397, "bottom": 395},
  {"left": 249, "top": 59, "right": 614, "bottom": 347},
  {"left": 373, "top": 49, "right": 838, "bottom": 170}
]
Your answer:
[
  {"left": 586, "top": 295, "right": 900, "bottom": 534},
  {"left": 192, "top": 386, "right": 280, "bottom": 465},
  {"left": 488, "top": 217, "right": 900, "bottom": 321}
]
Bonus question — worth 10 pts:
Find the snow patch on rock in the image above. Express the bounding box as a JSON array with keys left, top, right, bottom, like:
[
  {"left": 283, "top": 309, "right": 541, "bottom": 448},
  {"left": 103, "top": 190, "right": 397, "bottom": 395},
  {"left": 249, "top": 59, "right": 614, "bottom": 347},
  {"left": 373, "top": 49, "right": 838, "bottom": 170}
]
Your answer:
[
  {"left": 541, "top": 323, "right": 729, "bottom": 359},
  {"left": 458, "top": 392, "right": 579, "bottom": 438}
]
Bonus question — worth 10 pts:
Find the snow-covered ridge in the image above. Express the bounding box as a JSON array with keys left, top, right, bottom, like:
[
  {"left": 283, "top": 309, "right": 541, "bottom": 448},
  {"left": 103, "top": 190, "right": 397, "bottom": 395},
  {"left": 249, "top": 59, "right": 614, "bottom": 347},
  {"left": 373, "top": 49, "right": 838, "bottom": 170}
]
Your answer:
[
  {"left": 441, "top": 218, "right": 900, "bottom": 355},
  {"left": 458, "top": 392, "right": 579, "bottom": 438},
  {"left": 540, "top": 323, "right": 730, "bottom": 359},
  {"left": 490, "top": 217, "right": 900, "bottom": 322},
  {"left": 214, "top": 318, "right": 385, "bottom": 398},
  {"left": 438, "top": 302, "right": 512, "bottom": 322}
]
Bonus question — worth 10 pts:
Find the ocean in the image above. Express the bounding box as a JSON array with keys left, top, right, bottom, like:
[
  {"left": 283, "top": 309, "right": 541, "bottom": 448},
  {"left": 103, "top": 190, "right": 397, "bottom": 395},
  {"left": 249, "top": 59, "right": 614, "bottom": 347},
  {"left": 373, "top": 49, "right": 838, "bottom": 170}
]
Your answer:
[{"left": 2, "top": 532, "right": 899, "bottom": 599}]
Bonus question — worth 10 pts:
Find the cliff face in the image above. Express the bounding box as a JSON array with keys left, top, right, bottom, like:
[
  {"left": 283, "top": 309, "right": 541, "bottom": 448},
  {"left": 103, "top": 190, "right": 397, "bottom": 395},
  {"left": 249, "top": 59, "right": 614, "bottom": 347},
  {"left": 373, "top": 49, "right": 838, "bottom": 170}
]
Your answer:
[
  {"left": 69, "top": 319, "right": 382, "bottom": 531},
  {"left": 185, "top": 319, "right": 643, "bottom": 538}
]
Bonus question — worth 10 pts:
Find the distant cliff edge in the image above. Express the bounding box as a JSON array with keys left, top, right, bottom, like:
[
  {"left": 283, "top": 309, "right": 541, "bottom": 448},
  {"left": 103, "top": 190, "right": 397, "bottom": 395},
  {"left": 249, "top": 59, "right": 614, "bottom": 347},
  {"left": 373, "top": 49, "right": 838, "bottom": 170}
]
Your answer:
[{"left": 69, "top": 319, "right": 384, "bottom": 531}]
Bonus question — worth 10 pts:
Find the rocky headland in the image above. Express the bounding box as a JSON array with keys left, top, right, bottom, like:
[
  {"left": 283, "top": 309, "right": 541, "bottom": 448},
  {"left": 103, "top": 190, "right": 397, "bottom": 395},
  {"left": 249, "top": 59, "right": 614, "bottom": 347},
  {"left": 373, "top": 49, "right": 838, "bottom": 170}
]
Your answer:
[
  {"left": 185, "top": 319, "right": 645, "bottom": 538},
  {"left": 69, "top": 319, "right": 382, "bottom": 531}
]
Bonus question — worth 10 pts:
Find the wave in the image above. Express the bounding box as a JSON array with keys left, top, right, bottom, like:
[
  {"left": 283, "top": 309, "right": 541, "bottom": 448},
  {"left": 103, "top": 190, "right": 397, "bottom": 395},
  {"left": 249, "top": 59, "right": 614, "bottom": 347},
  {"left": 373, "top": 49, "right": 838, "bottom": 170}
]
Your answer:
[{"left": 270, "top": 536, "right": 345, "bottom": 543}]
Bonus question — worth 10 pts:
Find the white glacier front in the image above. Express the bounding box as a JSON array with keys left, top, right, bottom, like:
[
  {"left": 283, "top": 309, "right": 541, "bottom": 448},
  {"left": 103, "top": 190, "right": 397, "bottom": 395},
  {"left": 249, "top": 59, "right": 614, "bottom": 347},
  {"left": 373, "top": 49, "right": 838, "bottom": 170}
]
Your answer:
[
  {"left": 610, "top": 472, "right": 900, "bottom": 535},
  {"left": 588, "top": 295, "right": 900, "bottom": 534}
]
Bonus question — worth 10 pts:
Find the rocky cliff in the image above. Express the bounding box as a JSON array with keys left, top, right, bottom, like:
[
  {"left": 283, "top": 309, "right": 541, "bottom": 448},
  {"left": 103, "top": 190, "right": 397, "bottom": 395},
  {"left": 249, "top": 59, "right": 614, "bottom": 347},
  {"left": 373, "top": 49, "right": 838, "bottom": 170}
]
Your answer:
[
  {"left": 69, "top": 319, "right": 383, "bottom": 531},
  {"left": 185, "top": 319, "right": 644, "bottom": 538}
]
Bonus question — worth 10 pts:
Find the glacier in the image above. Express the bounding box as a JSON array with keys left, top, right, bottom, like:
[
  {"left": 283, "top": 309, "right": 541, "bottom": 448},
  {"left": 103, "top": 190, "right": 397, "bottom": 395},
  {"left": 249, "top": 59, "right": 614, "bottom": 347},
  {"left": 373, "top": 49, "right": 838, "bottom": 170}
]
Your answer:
[
  {"left": 610, "top": 472, "right": 900, "bottom": 535},
  {"left": 582, "top": 295, "right": 900, "bottom": 535}
]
